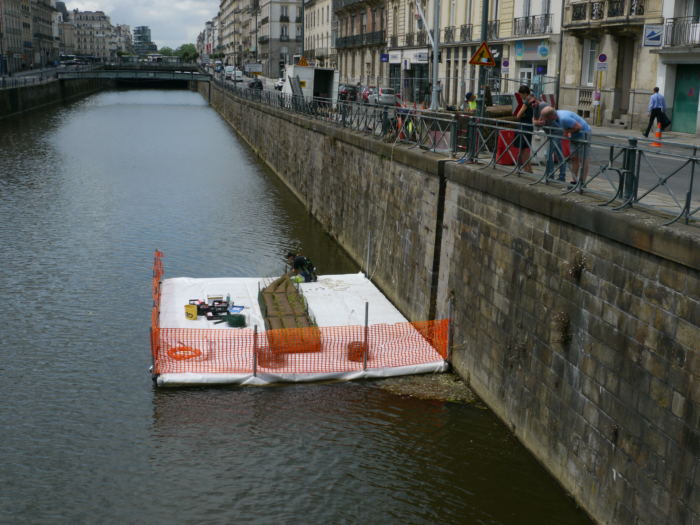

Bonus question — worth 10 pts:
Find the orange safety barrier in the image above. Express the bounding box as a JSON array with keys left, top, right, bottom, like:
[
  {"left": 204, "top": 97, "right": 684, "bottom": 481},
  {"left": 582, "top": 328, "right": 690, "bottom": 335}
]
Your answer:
[{"left": 153, "top": 320, "right": 449, "bottom": 375}]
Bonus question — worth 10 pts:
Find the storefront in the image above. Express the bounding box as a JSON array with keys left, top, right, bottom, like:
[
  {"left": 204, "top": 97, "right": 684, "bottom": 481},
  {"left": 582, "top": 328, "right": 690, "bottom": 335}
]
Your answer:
[{"left": 388, "top": 48, "right": 429, "bottom": 104}]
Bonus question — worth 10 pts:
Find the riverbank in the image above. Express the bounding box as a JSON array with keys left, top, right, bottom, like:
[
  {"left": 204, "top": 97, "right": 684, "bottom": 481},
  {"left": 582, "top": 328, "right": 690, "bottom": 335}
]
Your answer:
[{"left": 0, "top": 77, "right": 107, "bottom": 119}]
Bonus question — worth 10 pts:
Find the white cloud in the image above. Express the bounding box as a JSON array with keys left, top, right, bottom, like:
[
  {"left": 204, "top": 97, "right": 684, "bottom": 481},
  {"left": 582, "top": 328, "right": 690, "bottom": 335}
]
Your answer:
[{"left": 66, "top": 0, "right": 217, "bottom": 48}]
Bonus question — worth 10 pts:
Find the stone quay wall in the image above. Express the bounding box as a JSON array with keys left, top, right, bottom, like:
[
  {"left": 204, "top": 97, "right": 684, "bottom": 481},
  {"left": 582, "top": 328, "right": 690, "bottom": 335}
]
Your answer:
[
  {"left": 200, "top": 81, "right": 700, "bottom": 525},
  {"left": 0, "top": 78, "right": 106, "bottom": 119}
]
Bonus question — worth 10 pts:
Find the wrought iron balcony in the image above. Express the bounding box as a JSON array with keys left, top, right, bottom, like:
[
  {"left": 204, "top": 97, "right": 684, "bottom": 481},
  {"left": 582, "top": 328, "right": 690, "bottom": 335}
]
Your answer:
[
  {"left": 513, "top": 14, "right": 553, "bottom": 36},
  {"left": 443, "top": 26, "right": 455, "bottom": 44},
  {"left": 258, "top": 35, "right": 269, "bottom": 43},
  {"left": 569, "top": 0, "right": 645, "bottom": 24},
  {"left": 417, "top": 29, "right": 427, "bottom": 45},
  {"left": 260, "top": 16, "right": 269, "bottom": 25},
  {"left": 280, "top": 15, "right": 289, "bottom": 22},
  {"left": 280, "top": 34, "right": 289, "bottom": 41},
  {"left": 390, "top": 34, "right": 398, "bottom": 47},
  {"left": 460, "top": 24, "right": 472, "bottom": 41},
  {"left": 664, "top": 16, "right": 700, "bottom": 46},
  {"left": 296, "top": 16, "right": 302, "bottom": 23},
  {"left": 405, "top": 32, "right": 414, "bottom": 46},
  {"left": 487, "top": 20, "right": 499, "bottom": 39},
  {"left": 335, "top": 30, "right": 385, "bottom": 48},
  {"left": 315, "top": 46, "right": 329, "bottom": 57}
]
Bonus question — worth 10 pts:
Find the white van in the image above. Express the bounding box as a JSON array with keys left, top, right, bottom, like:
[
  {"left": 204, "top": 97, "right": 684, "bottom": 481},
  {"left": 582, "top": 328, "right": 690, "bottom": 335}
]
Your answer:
[{"left": 224, "top": 66, "right": 236, "bottom": 80}]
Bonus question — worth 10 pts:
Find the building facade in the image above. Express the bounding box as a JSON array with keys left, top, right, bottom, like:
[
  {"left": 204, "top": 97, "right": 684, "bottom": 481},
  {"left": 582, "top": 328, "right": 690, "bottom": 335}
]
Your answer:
[
  {"left": 133, "top": 25, "right": 157, "bottom": 56},
  {"left": 559, "top": 0, "right": 663, "bottom": 130},
  {"left": 0, "top": 0, "right": 25, "bottom": 73},
  {"left": 257, "top": 0, "right": 303, "bottom": 77},
  {"left": 304, "top": 0, "right": 337, "bottom": 68},
  {"left": 334, "top": 0, "right": 387, "bottom": 86},
  {"left": 31, "top": 0, "right": 58, "bottom": 66},
  {"left": 652, "top": 0, "right": 700, "bottom": 134}
]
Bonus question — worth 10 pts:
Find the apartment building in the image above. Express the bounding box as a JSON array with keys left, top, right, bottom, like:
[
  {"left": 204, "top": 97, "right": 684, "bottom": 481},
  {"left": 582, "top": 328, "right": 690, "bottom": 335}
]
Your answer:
[
  {"left": 334, "top": 0, "right": 387, "bottom": 86},
  {"left": 652, "top": 0, "right": 700, "bottom": 134},
  {"left": 72, "top": 10, "right": 113, "bottom": 60},
  {"left": 257, "top": 0, "right": 303, "bottom": 77},
  {"left": 304, "top": 0, "right": 336, "bottom": 68},
  {"left": 559, "top": 0, "right": 663, "bottom": 131},
  {"left": 114, "top": 24, "right": 132, "bottom": 55},
  {"left": 220, "top": 0, "right": 237, "bottom": 64},
  {"left": 0, "top": 0, "right": 24, "bottom": 73},
  {"left": 31, "top": 0, "right": 58, "bottom": 66}
]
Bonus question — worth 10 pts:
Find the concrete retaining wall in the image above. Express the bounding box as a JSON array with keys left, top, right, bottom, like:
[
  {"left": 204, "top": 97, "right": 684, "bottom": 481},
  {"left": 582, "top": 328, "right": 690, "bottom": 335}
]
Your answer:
[
  {"left": 200, "top": 81, "right": 700, "bottom": 525},
  {"left": 0, "top": 78, "right": 107, "bottom": 119}
]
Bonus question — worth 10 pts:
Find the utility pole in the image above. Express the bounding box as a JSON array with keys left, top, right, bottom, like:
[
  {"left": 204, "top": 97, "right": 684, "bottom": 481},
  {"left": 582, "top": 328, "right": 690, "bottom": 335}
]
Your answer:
[
  {"left": 479, "top": 0, "right": 489, "bottom": 117},
  {"left": 414, "top": 0, "right": 441, "bottom": 111},
  {"left": 254, "top": 0, "right": 259, "bottom": 62},
  {"left": 300, "top": 0, "right": 304, "bottom": 57}
]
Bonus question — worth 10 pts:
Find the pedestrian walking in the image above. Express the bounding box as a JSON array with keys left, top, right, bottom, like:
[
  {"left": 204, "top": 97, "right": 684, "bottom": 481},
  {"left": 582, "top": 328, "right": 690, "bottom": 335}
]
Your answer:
[{"left": 644, "top": 87, "right": 670, "bottom": 137}]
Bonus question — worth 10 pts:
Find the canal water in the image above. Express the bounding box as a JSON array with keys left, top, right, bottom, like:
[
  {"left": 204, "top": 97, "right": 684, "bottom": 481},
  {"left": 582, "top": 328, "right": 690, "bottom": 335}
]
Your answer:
[{"left": 0, "top": 89, "right": 592, "bottom": 524}]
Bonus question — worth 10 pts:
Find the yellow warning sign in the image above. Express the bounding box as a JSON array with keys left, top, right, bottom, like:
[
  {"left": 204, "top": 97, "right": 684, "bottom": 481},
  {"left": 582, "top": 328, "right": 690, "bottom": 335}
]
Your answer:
[
  {"left": 297, "top": 56, "right": 309, "bottom": 66},
  {"left": 469, "top": 42, "right": 496, "bottom": 67}
]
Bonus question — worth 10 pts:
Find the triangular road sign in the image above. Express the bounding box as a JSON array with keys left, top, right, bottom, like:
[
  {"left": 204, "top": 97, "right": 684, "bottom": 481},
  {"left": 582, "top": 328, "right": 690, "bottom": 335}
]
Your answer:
[
  {"left": 297, "top": 56, "right": 309, "bottom": 66},
  {"left": 469, "top": 42, "right": 496, "bottom": 66}
]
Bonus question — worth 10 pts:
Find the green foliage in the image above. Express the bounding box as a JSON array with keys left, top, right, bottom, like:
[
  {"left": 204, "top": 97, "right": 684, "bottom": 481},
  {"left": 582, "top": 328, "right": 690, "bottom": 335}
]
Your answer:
[
  {"left": 158, "top": 46, "right": 175, "bottom": 56},
  {"left": 175, "top": 43, "right": 198, "bottom": 62}
]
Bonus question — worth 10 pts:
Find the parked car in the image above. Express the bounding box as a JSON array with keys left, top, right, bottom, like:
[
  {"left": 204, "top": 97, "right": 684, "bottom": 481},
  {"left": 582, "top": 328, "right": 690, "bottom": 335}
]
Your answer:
[
  {"left": 359, "top": 86, "right": 376, "bottom": 104},
  {"left": 338, "top": 84, "right": 358, "bottom": 102},
  {"left": 274, "top": 77, "right": 285, "bottom": 90},
  {"left": 248, "top": 78, "right": 263, "bottom": 90},
  {"left": 368, "top": 87, "right": 398, "bottom": 106}
]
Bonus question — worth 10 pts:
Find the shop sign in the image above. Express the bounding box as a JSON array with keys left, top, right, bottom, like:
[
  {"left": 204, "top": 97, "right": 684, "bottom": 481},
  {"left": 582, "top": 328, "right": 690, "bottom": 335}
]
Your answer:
[
  {"left": 643, "top": 24, "right": 664, "bottom": 46},
  {"left": 388, "top": 51, "right": 401, "bottom": 64}
]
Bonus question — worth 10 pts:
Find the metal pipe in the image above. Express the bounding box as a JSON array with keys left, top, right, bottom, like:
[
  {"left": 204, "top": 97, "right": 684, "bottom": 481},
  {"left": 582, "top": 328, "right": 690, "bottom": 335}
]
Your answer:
[
  {"left": 479, "top": 0, "right": 489, "bottom": 117},
  {"left": 253, "top": 324, "right": 258, "bottom": 376},
  {"left": 363, "top": 302, "right": 369, "bottom": 371}
]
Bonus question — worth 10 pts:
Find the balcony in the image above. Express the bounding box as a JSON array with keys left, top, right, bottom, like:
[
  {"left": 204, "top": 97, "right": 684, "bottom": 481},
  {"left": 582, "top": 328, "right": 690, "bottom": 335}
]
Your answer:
[
  {"left": 261, "top": 16, "right": 269, "bottom": 25},
  {"left": 513, "top": 14, "right": 553, "bottom": 36},
  {"left": 405, "top": 32, "right": 414, "bottom": 46},
  {"left": 316, "top": 46, "right": 329, "bottom": 57},
  {"left": 295, "top": 35, "right": 302, "bottom": 41},
  {"left": 487, "top": 20, "right": 499, "bottom": 39},
  {"left": 390, "top": 34, "right": 398, "bottom": 47},
  {"left": 460, "top": 24, "right": 473, "bottom": 41},
  {"left": 303, "top": 49, "right": 315, "bottom": 58},
  {"left": 417, "top": 29, "right": 428, "bottom": 45},
  {"left": 664, "top": 16, "right": 700, "bottom": 46},
  {"left": 258, "top": 35, "right": 269, "bottom": 43},
  {"left": 280, "top": 34, "right": 289, "bottom": 41},
  {"left": 280, "top": 15, "right": 289, "bottom": 22},
  {"left": 568, "top": 0, "right": 645, "bottom": 25},
  {"left": 443, "top": 26, "right": 455, "bottom": 43},
  {"left": 335, "top": 30, "right": 385, "bottom": 48},
  {"left": 296, "top": 16, "right": 302, "bottom": 23}
]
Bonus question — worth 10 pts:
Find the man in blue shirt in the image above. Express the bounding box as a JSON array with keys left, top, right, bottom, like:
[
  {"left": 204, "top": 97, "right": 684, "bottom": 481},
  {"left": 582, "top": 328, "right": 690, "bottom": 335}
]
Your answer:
[
  {"left": 540, "top": 107, "right": 591, "bottom": 186},
  {"left": 644, "top": 87, "right": 668, "bottom": 138}
]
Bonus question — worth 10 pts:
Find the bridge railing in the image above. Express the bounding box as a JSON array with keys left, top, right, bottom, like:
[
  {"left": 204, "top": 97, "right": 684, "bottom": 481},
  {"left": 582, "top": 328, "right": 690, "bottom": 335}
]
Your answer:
[{"left": 213, "top": 76, "right": 699, "bottom": 227}]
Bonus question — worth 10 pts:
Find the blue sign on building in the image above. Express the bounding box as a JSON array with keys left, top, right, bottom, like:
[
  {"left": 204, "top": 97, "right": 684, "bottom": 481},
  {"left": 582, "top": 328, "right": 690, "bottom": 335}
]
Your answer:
[{"left": 380, "top": 53, "right": 389, "bottom": 63}]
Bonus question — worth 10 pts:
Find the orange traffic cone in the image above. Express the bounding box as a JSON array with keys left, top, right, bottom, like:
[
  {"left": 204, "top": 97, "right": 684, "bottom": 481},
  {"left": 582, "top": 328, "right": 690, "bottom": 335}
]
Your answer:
[{"left": 650, "top": 122, "right": 663, "bottom": 147}]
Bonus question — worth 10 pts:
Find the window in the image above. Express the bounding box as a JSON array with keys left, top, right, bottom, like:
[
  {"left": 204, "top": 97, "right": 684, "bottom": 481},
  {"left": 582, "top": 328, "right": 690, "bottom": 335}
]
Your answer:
[
  {"left": 281, "top": 25, "right": 288, "bottom": 37},
  {"left": 450, "top": 0, "right": 456, "bottom": 25},
  {"left": 581, "top": 38, "right": 598, "bottom": 86},
  {"left": 281, "top": 5, "right": 288, "bottom": 17}
]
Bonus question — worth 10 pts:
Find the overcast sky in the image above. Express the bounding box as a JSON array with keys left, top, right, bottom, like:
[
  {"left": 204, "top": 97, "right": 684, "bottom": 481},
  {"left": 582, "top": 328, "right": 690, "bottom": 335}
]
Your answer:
[{"left": 66, "top": 0, "right": 217, "bottom": 49}]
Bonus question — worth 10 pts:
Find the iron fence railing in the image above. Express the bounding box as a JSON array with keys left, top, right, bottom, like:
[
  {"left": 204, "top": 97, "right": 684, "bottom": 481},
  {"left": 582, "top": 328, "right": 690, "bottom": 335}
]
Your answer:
[
  {"left": 212, "top": 76, "right": 699, "bottom": 227},
  {"left": 664, "top": 16, "right": 700, "bottom": 46}
]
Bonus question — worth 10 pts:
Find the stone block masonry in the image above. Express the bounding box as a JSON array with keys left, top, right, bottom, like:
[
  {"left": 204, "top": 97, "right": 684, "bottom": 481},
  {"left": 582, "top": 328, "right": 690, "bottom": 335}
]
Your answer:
[
  {"left": 0, "top": 78, "right": 108, "bottom": 119},
  {"left": 200, "top": 81, "right": 700, "bottom": 525}
]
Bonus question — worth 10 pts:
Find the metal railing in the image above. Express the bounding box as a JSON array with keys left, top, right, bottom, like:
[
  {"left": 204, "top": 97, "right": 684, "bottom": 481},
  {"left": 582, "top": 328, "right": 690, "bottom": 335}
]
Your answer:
[
  {"left": 212, "top": 76, "right": 699, "bottom": 227},
  {"left": 513, "top": 14, "right": 553, "bottom": 36},
  {"left": 664, "top": 16, "right": 700, "bottom": 46}
]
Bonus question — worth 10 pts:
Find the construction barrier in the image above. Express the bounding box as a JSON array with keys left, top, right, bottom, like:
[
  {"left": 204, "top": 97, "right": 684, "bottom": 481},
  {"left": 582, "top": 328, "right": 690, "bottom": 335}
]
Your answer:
[{"left": 149, "top": 251, "right": 449, "bottom": 377}]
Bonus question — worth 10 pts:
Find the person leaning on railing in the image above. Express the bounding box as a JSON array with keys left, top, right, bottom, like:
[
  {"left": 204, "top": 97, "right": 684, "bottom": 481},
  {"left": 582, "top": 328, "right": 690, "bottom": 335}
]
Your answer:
[
  {"left": 540, "top": 106, "right": 591, "bottom": 187},
  {"left": 533, "top": 99, "right": 566, "bottom": 182}
]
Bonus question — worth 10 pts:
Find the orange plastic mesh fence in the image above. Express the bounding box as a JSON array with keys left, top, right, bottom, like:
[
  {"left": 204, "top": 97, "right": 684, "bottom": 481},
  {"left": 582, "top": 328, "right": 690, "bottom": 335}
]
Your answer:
[
  {"left": 151, "top": 250, "right": 164, "bottom": 360},
  {"left": 153, "top": 320, "right": 449, "bottom": 375}
]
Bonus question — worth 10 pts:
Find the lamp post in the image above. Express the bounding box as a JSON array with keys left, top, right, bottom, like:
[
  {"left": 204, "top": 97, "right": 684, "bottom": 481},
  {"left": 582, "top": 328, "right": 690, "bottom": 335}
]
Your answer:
[
  {"left": 254, "top": 0, "right": 259, "bottom": 62},
  {"left": 479, "top": 0, "right": 489, "bottom": 117}
]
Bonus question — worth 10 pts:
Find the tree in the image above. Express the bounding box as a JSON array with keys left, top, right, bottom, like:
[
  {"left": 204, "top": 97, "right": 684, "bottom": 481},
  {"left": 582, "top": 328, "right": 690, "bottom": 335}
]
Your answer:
[
  {"left": 158, "top": 46, "right": 175, "bottom": 56},
  {"left": 175, "top": 44, "right": 198, "bottom": 62}
]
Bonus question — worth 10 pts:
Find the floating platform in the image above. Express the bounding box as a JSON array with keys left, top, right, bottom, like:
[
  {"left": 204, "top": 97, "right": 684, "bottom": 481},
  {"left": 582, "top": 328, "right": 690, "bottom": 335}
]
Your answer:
[{"left": 150, "top": 253, "right": 448, "bottom": 387}]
